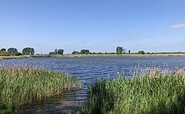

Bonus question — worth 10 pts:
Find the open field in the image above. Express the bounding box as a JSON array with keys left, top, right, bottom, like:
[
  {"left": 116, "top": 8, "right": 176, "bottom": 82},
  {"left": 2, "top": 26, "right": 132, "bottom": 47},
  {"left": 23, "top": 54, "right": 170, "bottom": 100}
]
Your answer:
[
  {"left": 0, "top": 66, "right": 79, "bottom": 113},
  {"left": 79, "top": 68, "right": 185, "bottom": 114}
]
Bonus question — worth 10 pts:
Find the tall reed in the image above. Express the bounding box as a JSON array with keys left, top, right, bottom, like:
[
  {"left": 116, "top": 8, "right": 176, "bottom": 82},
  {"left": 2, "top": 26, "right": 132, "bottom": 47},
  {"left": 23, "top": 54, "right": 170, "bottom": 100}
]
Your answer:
[
  {"left": 0, "top": 56, "right": 3, "bottom": 61},
  {"left": 80, "top": 68, "right": 185, "bottom": 114},
  {"left": 0, "top": 65, "right": 78, "bottom": 112}
]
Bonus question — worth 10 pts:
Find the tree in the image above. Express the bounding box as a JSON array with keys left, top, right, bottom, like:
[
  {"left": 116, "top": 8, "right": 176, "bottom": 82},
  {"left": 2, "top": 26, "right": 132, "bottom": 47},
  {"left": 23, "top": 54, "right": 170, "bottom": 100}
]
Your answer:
[
  {"left": 8, "top": 48, "right": 18, "bottom": 55},
  {"left": 80, "top": 49, "right": 90, "bottom": 54},
  {"left": 0, "top": 49, "right": 9, "bottom": 56},
  {"left": 116, "top": 46, "right": 123, "bottom": 54},
  {"left": 128, "top": 50, "right": 131, "bottom": 54},
  {"left": 72, "top": 51, "right": 80, "bottom": 54},
  {"left": 1, "top": 48, "right": 6, "bottom": 51},
  {"left": 15, "top": 52, "right": 23, "bottom": 56},
  {"left": 138, "top": 50, "right": 145, "bottom": 54},
  {"left": 58, "top": 49, "right": 64, "bottom": 55},
  {"left": 49, "top": 52, "right": 55, "bottom": 55},
  {"left": 55, "top": 49, "right": 58, "bottom": 55},
  {"left": 22, "top": 47, "right": 35, "bottom": 55}
]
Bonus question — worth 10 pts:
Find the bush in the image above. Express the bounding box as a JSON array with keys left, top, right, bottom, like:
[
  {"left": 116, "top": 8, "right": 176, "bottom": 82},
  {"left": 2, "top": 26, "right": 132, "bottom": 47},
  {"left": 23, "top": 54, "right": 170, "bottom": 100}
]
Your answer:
[
  {"left": 138, "top": 50, "right": 145, "bottom": 54},
  {"left": 0, "top": 50, "right": 9, "bottom": 56},
  {"left": 15, "top": 52, "right": 23, "bottom": 56}
]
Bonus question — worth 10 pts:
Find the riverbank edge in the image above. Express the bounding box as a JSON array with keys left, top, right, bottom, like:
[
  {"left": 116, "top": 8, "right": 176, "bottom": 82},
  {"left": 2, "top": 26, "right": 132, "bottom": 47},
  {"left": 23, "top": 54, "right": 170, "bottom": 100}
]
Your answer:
[
  {"left": 1, "top": 53, "right": 185, "bottom": 61},
  {"left": 32, "top": 53, "right": 185, "bottom": 58}
]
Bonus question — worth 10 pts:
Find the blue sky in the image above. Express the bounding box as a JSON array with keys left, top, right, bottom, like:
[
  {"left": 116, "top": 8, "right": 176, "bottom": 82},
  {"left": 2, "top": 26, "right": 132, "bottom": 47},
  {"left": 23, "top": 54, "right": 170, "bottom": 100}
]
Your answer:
[{"left": 0, "top": 0, "right": 185, "bottom": 54}]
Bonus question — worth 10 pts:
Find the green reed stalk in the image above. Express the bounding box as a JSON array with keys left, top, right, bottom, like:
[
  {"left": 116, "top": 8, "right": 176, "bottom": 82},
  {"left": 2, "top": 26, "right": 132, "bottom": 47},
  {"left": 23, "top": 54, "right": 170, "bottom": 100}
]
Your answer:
[
  {"left": 0, "top": 66, "right": 78, "bottom": 113},
  {"left": 79, "top": 68, "right": 185, "bottom": 114}
]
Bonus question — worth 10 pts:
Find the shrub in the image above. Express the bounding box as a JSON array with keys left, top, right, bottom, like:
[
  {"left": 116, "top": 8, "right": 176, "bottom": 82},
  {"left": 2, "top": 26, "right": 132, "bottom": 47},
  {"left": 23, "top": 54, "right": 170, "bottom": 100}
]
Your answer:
[
  {"left": 138, "top": 50, "right": 145, "bottom": 54},
  {"left": 15, "top": 52, "right": 23, "bottom": 56}
]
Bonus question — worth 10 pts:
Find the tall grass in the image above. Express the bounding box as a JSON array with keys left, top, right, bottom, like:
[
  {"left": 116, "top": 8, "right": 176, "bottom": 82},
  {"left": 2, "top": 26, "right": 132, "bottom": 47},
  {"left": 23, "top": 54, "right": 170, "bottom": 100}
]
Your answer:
[
  {"left": 0, "top": 65, "right": 78, "bottom": 113},
  {"left": 80, "top": 68, "right": 185, "bottom": 114},
  {"left": 0, "top": 56, "right": 3, "bottom": 61}
]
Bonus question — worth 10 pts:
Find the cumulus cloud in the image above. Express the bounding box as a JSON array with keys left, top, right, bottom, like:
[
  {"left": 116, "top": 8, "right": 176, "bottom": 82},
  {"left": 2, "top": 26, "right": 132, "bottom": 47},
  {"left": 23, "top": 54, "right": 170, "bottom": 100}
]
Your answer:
[{"left": 170, "top": 23, "right": 185, "bottom": 29}]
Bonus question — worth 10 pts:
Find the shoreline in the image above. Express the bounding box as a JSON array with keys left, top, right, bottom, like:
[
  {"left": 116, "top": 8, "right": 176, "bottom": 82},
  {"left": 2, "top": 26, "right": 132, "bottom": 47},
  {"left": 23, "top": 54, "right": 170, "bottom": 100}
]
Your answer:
[
  {"left": 0, "top": 55, "right": 31, "bottom": 61},
  {"left": 33, "top": 53, "right": 185, "bottom": 58},
  {"left": 1, "top": 53, "right": 185, "bottom": 61}
]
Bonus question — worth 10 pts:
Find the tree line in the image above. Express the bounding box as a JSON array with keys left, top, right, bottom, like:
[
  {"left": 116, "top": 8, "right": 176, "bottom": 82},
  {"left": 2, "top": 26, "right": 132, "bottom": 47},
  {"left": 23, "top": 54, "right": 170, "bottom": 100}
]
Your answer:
[
  {"left": 0, "top": 47, "right": 35, "bottom": 56},
  {"left": 0, "top": 46, "right": 147, "bottom": 56}
]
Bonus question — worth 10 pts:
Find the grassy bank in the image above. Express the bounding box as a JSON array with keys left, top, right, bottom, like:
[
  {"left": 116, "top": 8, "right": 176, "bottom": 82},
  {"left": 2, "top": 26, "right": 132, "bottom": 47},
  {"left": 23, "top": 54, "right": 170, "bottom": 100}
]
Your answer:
[
  {"left": 80, "top": 68, "right": 185, "bottom": 114},
  {"left": 0, "top": 56, "right": 3, "bottom": 61},
  {"left": 1, "top": 53, "right": 185, "bottom": 61},
  {"left": 0, "top": 66, "right": 78, "bottom": 113},
  {"left": 33, "top": 53, "right": 185, "bottom": 58},
  {"left": 0, "top": 55, "right": 31, "bottom": 61}
]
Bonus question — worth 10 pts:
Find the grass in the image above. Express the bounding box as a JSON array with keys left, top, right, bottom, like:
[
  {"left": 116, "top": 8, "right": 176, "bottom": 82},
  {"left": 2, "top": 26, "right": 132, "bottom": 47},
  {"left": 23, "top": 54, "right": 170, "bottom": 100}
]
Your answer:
[
  {"left": 0, "top": 55, "right": 31, "bottom": 60},
  {"left": 0, "top": 56, "right": 3, "bottom": 61},
  {"left": 0, "top": 65, "right": 79, "bottom": 113},
  {"left": 32, "top": 53, "right": 185, "bottom": 58},
  {"left": 79, "top": 68, "right": 185, "bottom": 114}
]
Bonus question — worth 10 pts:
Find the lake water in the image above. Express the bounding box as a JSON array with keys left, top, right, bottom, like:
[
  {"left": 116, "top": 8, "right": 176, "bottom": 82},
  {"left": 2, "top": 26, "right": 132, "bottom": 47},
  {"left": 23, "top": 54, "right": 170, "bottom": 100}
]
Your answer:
[{"left": 1, "top": 56, "right": 185, "bottom": 113}]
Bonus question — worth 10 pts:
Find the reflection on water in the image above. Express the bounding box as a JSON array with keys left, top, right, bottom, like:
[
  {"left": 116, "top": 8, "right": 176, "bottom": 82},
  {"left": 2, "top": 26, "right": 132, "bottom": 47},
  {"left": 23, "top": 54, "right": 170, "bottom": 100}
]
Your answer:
[{"left": 1, "top": 56, "right": 185, "bottom": 113}]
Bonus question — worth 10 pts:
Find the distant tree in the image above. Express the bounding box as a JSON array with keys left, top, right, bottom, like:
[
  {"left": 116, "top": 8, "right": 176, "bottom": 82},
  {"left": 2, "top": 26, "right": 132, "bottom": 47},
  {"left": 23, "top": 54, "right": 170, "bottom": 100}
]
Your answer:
[
  {"left": 49, "top": 52, "right": 55, "bottom": 55},
  {"left": 15, "top": 52, "right": 23, "bottom": 56},
  {"left": 128, "top": 50, "right": 131, "bottom": 54},
  {"left": 0, "top": 49, "right": 9, "bottom": 56},
  {"left": 80, "top": 49, "right": 90, "bottom": 54},
  {"left": 72, "top": 51, "right": 80, "bottom": 54},
  {"left": 138, "top": 50, "right": 145, "bottom": 54},
  {"left": 22, "top": 47, "right": 35, "bottom": 55},
  {"left": 55, "top": 49, "right": 58, "bottom": 55},
  {"left": 116, "top": 46, "right": 123, "bottom": 54},
  {"left": 1, "top": 48, "right": 6, "bottom": 51},
  {"left": 58, "top": 49, "right": 64, "bottom": 55},
  {"left": 8, "top": 48, "right": 18, "bottom": 55}
]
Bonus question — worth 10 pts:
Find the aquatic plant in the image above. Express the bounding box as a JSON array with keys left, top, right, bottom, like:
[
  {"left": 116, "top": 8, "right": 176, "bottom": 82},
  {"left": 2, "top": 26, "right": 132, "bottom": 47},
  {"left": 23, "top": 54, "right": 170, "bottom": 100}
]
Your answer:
[
  {"left": 80, "top": 68, "right": 185, "bottom": 114},
  {"left": 0, "top": 65, "right": 78, "bottom": 112}
]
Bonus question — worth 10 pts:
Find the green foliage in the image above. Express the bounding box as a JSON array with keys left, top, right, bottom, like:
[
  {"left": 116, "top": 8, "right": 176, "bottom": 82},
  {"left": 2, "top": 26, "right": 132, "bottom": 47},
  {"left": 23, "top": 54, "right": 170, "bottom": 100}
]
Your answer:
[
  {"left": 49, "top": 52, "right": 55, "bottom": 55},
  {"left": 72, "top": 51, "right": 80, "bottom": 54},
  {"left": 22, "top": 47, "right": 34, "bottom": 55},
  {"left": 80, "top": 49, "right": 90, "bottom": 54},
  {"left": 0, "top": 66, "right": 78, "bottom": 112},
  {"left": 15, "top": 52, "right": 23, "bottom": 56},
  {"left": 1, "top": 48, "right": 6, "bottom": 51},
  {"left": 0, "top": 50, "right": 9, "bottom": 56},
  {"left": 116, "top": 46, "right": 126, "bottom": 54},
  {"left": 138, "top": 50, "right": 145, "bottom": 54},
  {"left": 80, "top": 69, "right": 185, "bottom": 114},
  {"left": 58, "top": 49, "right": 64, "bottom": 55},
  {"left": 8, "top": 48, "right": 18, "bottom": 55}
]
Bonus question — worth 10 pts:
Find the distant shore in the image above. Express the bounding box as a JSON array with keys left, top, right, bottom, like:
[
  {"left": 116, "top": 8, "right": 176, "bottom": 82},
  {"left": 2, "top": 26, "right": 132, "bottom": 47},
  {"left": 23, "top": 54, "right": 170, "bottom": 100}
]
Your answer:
[
  {"left": 0, "top": 55, "right": 31, "bottom": 61},
  {"left": 1, "top": 53, "right": 185, "bottom": 61},
  {"left": 33, "top": 53, "right": 185, "bottom": 58}
]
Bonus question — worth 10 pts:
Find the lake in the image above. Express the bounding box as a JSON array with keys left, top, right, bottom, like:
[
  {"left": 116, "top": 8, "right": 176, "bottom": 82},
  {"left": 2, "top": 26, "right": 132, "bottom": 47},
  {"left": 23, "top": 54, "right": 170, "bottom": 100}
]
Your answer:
[{"left": 1, "top": 56, "right": 185, "bottom": 113}]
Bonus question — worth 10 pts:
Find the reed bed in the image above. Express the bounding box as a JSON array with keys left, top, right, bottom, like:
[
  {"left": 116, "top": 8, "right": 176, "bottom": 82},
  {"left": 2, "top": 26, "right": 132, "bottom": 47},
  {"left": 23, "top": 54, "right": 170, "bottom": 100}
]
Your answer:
[
  {"left": 0, "top": 57, "right": 3, "bottom": 61},
  {"left": 79, "top": 68, "right": 185, "bottom": 114},
  {"left": 0, "top": 65, "right": 78, "bottom": 113}
]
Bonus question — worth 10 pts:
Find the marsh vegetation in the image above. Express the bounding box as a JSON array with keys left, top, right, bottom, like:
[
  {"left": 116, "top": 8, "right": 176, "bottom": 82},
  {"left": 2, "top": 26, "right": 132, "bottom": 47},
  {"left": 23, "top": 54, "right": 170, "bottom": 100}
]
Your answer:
[
  {"left": 80, "top": 68, "right": 185, "bottom": 114},
  {"left": 0, "top": 65, "right": 78, "bottom": 113}
]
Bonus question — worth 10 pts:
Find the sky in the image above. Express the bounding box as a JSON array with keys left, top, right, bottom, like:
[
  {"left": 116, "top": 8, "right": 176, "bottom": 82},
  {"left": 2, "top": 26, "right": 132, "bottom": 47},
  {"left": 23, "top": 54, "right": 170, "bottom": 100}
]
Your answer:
[{"left": 0, "top": 0, "right": 185, "bottom": 54}]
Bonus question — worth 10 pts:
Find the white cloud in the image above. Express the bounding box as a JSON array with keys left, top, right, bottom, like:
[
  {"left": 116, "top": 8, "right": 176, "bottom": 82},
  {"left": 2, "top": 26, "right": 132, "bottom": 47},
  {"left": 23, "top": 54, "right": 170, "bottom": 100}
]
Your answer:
[{"left": 170, "top": 23, "right": 185, "bottom": 29}]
